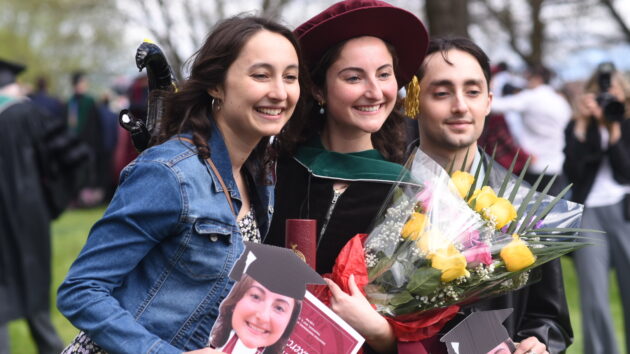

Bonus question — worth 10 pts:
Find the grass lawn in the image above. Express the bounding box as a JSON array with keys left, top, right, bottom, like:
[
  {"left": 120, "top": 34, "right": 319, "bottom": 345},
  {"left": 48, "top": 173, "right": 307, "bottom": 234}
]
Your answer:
[{"left": 8, "top": 207, "right": 627, "bottom": 353}]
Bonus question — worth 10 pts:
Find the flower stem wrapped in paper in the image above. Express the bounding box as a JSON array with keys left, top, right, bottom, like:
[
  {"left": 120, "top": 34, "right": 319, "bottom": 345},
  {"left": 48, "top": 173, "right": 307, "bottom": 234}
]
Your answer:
[{"left": 325, "top": 148, "right": 592, "bottom": 342}]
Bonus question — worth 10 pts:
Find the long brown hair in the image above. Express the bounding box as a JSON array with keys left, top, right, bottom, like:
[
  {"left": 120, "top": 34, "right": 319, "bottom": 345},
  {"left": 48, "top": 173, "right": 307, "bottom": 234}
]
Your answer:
[
  {"left": 156, "top": 15, "right": 307, "bottom": 181},
  {"left": 276, "top": 37, "right": 407, "bottom": 163},
  {"left": 209, "top": 275, "right": 302, "bottom": 354}
]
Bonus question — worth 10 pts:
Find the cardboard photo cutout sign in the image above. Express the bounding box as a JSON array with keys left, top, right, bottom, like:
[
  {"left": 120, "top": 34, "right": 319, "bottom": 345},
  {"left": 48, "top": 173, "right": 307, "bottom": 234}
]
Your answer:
[
  {"left": 440, "top": 309, "right": 517, "bottom": 354},
  {"left": 208, "top": 242, "right": 347, "bottom": 354}
]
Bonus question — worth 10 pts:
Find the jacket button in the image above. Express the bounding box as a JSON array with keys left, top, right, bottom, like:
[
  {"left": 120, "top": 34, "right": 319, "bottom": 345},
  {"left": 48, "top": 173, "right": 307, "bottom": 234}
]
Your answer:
[{"left": 209, "top": 235, "right": 218, "bottom": 242}]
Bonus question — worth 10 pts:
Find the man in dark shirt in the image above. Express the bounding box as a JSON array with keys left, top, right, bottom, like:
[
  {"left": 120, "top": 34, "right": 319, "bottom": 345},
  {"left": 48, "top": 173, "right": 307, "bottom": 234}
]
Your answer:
[{"left": 413, "top": 37, "right": 571, "bottom": 354}]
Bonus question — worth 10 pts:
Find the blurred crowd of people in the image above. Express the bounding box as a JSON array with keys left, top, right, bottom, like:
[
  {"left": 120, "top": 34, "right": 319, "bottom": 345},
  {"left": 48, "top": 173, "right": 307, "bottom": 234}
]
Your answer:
[
  {"left": 0, "top": 61, "right": 148, "bottom": 354},
  {"left": 31, "top": 72, "right": 148, "bottom": 207},
  {"left": 479, "top": 60, "right": 630, "bottom": 354}
]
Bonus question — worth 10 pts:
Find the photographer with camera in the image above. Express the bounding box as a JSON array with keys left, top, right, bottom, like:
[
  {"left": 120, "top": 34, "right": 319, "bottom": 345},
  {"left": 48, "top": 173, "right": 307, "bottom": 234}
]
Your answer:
[{"left": 564, "top": 62, "right": 630, "bottom": 354}]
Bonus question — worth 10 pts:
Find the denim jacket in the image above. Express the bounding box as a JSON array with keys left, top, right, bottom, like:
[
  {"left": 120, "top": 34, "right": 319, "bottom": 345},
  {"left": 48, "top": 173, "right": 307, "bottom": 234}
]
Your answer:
[{"left": 57, "top": 124, "right": 274, "bottom": 354}]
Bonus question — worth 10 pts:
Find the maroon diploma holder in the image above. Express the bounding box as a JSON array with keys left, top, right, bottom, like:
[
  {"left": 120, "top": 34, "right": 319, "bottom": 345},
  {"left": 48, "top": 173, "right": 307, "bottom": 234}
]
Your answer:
[{"left": 285, "top": 219, "right": 317, "bottom": 271}]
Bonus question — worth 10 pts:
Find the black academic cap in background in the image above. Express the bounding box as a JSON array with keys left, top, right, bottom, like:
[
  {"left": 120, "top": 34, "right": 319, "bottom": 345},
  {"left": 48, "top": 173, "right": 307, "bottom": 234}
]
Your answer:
[
  {"left": 230, "top": 242, "right": 326, "bottom": 300},
  {"left": 0, "top": 59, "right": 26, "bottom": 88},
  {"left": 440, "top": 309, "right": 514, "bottom": 354}
]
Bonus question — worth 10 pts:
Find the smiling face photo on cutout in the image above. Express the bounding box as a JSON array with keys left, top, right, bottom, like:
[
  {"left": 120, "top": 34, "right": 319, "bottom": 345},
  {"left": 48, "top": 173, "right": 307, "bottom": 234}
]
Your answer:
[
  {"left": 209, "top": 274, "right": 302, "bottom": 353},
  {"left": 231, "top": 277, "right": 296, "bottom": 349}
]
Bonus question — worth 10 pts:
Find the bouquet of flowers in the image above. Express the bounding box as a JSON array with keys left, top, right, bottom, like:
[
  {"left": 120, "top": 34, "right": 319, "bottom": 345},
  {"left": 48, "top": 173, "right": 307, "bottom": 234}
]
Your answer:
[{"left": 323, "top": 148, "right": 591, "bottom": 341}]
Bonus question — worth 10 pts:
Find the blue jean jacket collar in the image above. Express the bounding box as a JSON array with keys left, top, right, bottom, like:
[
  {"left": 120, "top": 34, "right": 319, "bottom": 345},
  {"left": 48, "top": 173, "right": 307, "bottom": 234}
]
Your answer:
[
  {"left": 182, "top": 119, "right": 274, "bottom": 229},
  {"left": 207, "top": 122, "right": 240, "bottom": 200}
]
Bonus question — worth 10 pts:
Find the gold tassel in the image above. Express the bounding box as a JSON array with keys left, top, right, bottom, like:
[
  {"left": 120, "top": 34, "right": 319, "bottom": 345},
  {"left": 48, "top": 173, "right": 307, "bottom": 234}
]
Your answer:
[{"left": 404, "top": 75, "right": 420, "bottom": 119}]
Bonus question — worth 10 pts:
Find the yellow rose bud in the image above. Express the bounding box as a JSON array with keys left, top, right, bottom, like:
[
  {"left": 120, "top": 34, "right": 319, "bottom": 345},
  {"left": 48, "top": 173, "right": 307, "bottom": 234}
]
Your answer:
[
  {"left": 451, "top": 170, "right": 475, "bottom": 198},
  {"left": 428, "top": 244, "right": 470, "bottom": 282},
  {"left": 500, "top": 235, "right": 536, "bottom": 272},
  {"left": 484, "top": 197, "right": 517, "bottom": 229},
  {"left": 402, "top": 212, "right": 428, "bottom": 241},
  {"left": 416, "top": 229, "right": 449, "bottom": 253},
  {"left": 468, "top": 186, "right": 498, "bottom": 212}
]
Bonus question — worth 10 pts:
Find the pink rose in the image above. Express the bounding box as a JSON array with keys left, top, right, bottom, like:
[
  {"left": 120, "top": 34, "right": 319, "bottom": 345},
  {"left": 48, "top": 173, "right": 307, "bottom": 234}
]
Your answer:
[
  {"left": 460, "top": 229, "right": 480, "bottom": 249},
  {"left": 416, "top": 182, "right": 433, "bottom": 211},
  {"left": 463, "top": 242, "right": 493, "bottom": 266}
]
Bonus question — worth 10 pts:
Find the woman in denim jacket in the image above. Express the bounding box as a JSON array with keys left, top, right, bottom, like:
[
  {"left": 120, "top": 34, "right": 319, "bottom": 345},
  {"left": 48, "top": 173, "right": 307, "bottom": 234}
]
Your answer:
[{"left": 57, "top": 16, "right": 305, "bottom": 354}]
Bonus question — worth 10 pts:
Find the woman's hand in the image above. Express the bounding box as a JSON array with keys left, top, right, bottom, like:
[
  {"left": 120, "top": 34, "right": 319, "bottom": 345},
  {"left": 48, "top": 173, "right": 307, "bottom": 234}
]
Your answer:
[
  {"left": 576, "top": 93, "right": 602, "bottom": 122},
  {"left": 573, "top": 93, "right": 601, "bottom": 141},
  {"left": 513, "top": 336, "right": 549, "bottom": 354},
  {"left": 326, "top": 274, "right": 395, "bottom": 353}
]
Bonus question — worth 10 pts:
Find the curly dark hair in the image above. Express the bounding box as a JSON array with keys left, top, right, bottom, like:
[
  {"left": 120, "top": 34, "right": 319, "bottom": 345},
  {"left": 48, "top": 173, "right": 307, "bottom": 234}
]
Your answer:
[
  {"left": 209, "top": 275, "right": 302, "bottom": 354},
  {"left": 276, "top": 37, "right": 407, "bottom": 163},
  {"left": 156, "top": 15, "right": 307, "bottom": 182}
]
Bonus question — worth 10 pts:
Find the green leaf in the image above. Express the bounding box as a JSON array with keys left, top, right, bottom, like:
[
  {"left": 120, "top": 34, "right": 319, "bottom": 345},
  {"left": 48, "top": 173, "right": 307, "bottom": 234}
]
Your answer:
[
  {"left": 516, "top": 174, "right": 558, "bottom": 235},
  {"left": 368, "top": 256, "right": 394, "bottom": 280},
  {"left": 407, "top": 267, "right": 442, "bottom": 296},
  {"left": 526, "top": 227, "right": 603, "bottom": 234},
  {"left": 480, "top": 145, "right": 497, "bottom": 188},
  {"left": 522, "top": 183, "right": 572, "bottom": 232},
  {"left": 447, "top": 157, "right": 456, "bottom": 175},
  {"left": 507, "top": 167, "right": 548, "bottom": 234},
  {"left": 508, "top": 156, "right": 532, "bottom": 203},
  {"left": 389, "top": 291, "right": 414, "bottom": 307},
  {"left": 461, "top": 147, "right": 471, "bottom": 172},
  {"left": 498, "top": 150, "right": 521, "bottom": 198},
  {"left": 465, "top": 154, "right": 484, "bottom": 201}
]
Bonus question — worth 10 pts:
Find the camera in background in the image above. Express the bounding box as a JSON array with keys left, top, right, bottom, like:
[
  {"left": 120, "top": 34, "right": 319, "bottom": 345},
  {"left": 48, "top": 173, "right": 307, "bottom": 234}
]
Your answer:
[{"left": 596, "top": 62, "right": 625, "bottom": 123}]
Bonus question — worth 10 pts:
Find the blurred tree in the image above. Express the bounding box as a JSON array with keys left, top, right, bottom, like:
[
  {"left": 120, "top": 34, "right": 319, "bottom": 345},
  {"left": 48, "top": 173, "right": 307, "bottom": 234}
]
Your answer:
[
  {"left": 425, "top": 0, "right": 470, "bottom": 37},
  {"left": 462, "top": 0, "right": 630, "bottom": 67},
  {"left": 601, "top": 0, "right": 630, "bottom": 41},
  {"left": 123, "top": 0, "right": 293, "bottom": 80},
  {"left": 0, "top": 0, "right": 126, "bottom": 95},
  {"left": 475, "top": 0, "right": 545, "bottom": 66}
]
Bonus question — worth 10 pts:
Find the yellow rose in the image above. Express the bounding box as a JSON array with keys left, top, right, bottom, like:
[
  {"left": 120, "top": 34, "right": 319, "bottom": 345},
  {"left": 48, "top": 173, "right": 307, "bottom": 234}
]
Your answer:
[
  {"left": 468, "top": 186, "right": 497, "bottom": 212},
  {"left": 401, "top": 212, "right": 429, "bottom": 241},
  {"left": 428, "top": 244, "right": 470, "bottom": 282},
  {"left": 500, "top": 235, "right": 536, "bottom": 272},
  {"left": 416, "top": 229, "right": 449, "bottom": 253},
  {"left": 451, "top": 170, "right": 475, "bottom": 198},
  {"left": 484, "top": 197, "right": 517, "bottom": 229}
]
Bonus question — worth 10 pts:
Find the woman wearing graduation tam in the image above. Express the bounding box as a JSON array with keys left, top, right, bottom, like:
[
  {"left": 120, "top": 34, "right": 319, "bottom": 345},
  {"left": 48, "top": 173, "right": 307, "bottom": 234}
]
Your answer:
[
  {"left": 266, "top": 0, "right": 431, "bottom": 352},
  {"left": 209, "top": 242, "right": 325, "bottom": 353}
]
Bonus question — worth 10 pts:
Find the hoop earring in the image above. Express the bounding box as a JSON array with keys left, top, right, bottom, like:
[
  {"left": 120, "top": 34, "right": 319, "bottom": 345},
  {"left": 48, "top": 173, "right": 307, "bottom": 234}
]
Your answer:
[
  {"left": 318, "top": 100, "right": 325, "bottom": 115},
  {"left": 211, "top": 97, "right": 222, "bottom": 111}
]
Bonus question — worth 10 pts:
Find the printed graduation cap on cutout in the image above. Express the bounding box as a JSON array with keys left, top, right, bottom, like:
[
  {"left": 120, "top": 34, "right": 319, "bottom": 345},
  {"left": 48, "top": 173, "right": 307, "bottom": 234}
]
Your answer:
[
  {"left": 229, "top": 242, "right": 326, "bottom": 300},
  {"left": 0, "top": 59, "right": 26, "bottom": 88},
  {"left": 440, "top": 309, "right": 516, "bottom": 354}
]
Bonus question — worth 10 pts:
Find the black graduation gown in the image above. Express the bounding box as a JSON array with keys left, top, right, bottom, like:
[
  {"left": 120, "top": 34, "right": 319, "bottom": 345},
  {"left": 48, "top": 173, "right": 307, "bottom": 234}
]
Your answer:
[
  {"left": 266, "top": 155, "right": 398, "bottom": 275},
  {"left": 0, "top": 100, "right": 53, "bottom": 323}
]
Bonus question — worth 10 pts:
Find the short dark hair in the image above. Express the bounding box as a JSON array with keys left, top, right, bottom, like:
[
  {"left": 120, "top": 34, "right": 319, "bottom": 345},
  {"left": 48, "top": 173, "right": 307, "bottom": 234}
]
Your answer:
[
  {"left": 527, "top": 64, "right": 553, "bottom": 84},
  {"left": 71, "top": 71, "right": 85, "bottom": 87},
  {"left": 417, "top": 37, "right": 491, "bottom": 90}
]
